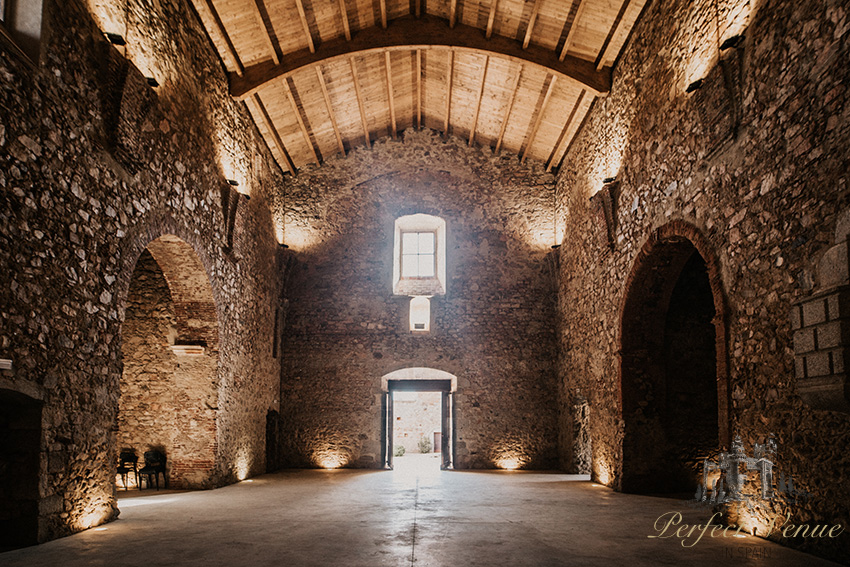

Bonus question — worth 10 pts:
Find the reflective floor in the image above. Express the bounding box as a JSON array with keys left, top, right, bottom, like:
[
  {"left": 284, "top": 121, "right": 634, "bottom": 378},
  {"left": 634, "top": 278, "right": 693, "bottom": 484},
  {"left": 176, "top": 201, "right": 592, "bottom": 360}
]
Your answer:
[{"left": 0, "top": 460, "right": 842, "bottom": 567}]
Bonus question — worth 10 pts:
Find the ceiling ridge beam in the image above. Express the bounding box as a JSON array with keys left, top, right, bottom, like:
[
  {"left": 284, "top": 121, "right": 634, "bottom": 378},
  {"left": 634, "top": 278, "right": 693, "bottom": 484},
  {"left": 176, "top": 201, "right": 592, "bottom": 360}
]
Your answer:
[
  {"left": 229, "top": 15, "right": 611, "bottom": 100},
  {"left": 521, "top": 74, "right": 556, "bottom": 162}
]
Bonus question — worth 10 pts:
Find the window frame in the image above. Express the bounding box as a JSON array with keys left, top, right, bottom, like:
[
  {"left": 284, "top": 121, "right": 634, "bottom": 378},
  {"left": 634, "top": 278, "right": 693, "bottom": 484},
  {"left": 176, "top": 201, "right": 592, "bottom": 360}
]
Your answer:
[
  {"left": 392, "top": 214, "right": 447, "bottom": 297},
  {"left": 399, "top": 230, "right": 438, "bottom": 280}
]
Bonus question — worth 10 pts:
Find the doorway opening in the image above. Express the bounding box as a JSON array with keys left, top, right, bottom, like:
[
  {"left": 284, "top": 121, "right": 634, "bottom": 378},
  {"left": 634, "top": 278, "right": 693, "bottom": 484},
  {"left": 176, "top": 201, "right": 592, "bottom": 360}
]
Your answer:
[
  {"left": 0, "top": 389, "right": 42, "bottom": 551},
  {"left": 620, "top": 225, "right": 727, "bottom": 494},
  {"left": 118, "top": 235, "right": 219, "bottom": 491},
  {"left": 391, "top": 390, "right": 443, "bottom": 473},
  {"left": 381, "top": 372, "right": 455, "bottom": 471}
]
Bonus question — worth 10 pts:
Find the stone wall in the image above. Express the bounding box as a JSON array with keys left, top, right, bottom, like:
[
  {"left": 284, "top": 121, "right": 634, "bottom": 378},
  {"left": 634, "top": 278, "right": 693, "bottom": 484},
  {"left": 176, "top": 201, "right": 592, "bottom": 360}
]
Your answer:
[
  {"left": 555, "top": 0, "right": 850, "bottom": 560},
  {"left": 0, "top": 0, "right": 282, "bottom": 541},
  {"left": 278, "top": 129, "right": 559, "bottom": 470}
]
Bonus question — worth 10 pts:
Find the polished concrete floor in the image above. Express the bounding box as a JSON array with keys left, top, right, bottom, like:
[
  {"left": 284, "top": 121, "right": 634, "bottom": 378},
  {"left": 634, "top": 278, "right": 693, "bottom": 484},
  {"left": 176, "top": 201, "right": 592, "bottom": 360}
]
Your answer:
[{"left": 1, "top": 455, "right": 842, "bottom": 567}]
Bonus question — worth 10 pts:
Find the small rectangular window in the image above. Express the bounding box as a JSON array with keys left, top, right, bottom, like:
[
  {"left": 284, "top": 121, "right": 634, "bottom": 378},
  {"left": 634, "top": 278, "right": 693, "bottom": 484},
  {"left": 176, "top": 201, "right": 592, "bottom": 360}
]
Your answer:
[{"left": 401, "top": 231, "right": 436, "bottom": 278}]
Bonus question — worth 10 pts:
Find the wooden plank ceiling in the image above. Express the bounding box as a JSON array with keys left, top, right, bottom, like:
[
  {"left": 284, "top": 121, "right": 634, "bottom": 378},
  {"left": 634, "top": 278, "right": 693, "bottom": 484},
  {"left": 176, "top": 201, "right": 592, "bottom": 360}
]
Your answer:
[{"left": 191, "top": 0, "right": 647, "bottom": 173}]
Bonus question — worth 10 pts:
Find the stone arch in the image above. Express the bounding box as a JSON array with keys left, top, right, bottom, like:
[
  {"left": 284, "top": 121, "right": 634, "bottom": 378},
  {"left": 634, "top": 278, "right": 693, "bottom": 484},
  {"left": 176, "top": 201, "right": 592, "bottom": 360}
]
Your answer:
[
  {"left": 117, "top": 232, "right": 221, "bottom": 489},
  {"left": 380, "top": 367, "right": 458, "bottom": 392},
  {"left": 617, "top": 220, "right": 729, "bottom": 493}
]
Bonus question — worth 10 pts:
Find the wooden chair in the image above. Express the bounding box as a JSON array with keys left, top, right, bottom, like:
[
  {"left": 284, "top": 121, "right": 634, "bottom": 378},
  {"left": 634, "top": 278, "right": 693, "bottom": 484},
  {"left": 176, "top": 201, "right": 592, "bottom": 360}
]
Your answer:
[
  {"left": 116, "top": 449, "right": 139, "bottom": 490},
  {"left": 139, "top": 451, "right": 167, "bottom": 490}
]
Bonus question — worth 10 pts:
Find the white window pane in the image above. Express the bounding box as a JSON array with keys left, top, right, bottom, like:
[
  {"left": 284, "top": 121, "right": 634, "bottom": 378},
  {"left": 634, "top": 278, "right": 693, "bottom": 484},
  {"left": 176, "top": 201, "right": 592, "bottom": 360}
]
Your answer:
[
  {"left": 418, "top": 254, "right": 435, "bottom": 277},
  {"left": 402, "top": 255, "right": 419, "bottom": 277},
  {"left": 402, "top": 232, "right": 419, "bottom": 253},
  {"left": 418, "top": 232, "right": 435, "bottom": 254}
]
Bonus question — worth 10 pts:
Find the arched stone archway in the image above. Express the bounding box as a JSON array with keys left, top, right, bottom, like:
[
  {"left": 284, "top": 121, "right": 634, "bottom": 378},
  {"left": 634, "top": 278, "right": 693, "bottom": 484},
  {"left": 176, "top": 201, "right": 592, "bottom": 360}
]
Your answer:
[
  {"left": 118, "top": 234, "right": 220, "bottom": 489},
  {"left": 618, "top": 221, "right": 729, "bottom": 494}
]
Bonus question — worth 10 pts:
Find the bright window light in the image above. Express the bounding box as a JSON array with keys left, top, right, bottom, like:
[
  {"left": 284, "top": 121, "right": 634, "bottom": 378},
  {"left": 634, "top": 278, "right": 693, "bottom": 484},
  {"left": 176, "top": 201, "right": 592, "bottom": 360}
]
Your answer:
[
  {"left": 402, "top": 231, "right": 436, "bottom": 278},
  {"left": 410, "top": 297, "right": 430, "bottom": 332}
]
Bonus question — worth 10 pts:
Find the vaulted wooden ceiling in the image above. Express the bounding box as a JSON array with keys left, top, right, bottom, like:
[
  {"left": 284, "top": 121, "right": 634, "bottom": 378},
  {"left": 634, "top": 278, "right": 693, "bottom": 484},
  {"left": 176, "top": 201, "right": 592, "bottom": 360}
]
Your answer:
[{"left": 191, "top": 0, "right": 647, "bottom": 173}]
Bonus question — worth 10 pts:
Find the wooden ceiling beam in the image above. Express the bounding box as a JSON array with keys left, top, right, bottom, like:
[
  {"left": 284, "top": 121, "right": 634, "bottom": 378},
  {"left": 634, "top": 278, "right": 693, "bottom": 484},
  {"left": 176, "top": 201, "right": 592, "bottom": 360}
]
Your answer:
[
  {"left": 196, "top": 0, "right": 244, "bottom": 76},
  {"left": 416, "top": 49, "right": 422, "bottom": 129},
  {"left": 468, "top": 56, "right": 489, "bottom": 146},
  {"left": 246, "top": 93, "right": 295, "bottom": 174},
  {"left": 495, "top": 64, "right": 522, "bottom": 153},
  {"left": 443, "top": 50, "right": 454, "bottom": 138},
  {"left": 522, "top": 0, "right": 541, "bottom": 49},
  {"left": 283, "top": 78, "right": 320, "bottom": 164},
  {"left": 338, "top": 0, "right": 351, "bottom": 41},
  {"left": 294, "top": 0, "right": 316, "bottom": 53},
  {"left": 229, "top": 15, "right": 611, "bottom": 99},
  {"left": 250, "top": 0, "right": 279, "bottom": 64},
  {"left": 596, "top": 0, "right": 632, "bottom": 71},
  {"left": 559, "top": 0, "right": 588, "bottom": 61},
  {"left": 521, "top": 75, "right": 556, "bottom": 162},
  {"left": 486, "top": 0, "right": 497, "bottom": 39},
  {"left": 415, "top": 0, "right": 422, "bottom": 18},
  {"left": 384, "top": 51, "right": 397, "bottom": 138},
  {"left": 449, "top": 0, "right": 458, "bottom": 28},
  {"left": 546, "top": 89, "right": 585, "bottom": 171},
  {"left": 315, "top": 66, "right": 346, "bottom": 155},
  {"left": 349, "top": 56, "right": 372, "bottom": 147},
  {"left": 380, "top": 0, "right": 388, "bottom": 28}
]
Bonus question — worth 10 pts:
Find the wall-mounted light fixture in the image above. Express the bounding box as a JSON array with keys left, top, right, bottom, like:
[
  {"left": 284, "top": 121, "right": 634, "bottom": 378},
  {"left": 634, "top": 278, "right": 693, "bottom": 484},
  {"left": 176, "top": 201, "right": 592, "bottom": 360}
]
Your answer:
[
  {"left": 686, "top": 79, "right": 704, "bottom": 93},
  {"left": 226, "top": 179, "right": 239, "bottom": 187},
  {"left": 0, "top": 359, "right": 12, "bottom": 371},
  {"left": 550, "top": 244, "right": 561, "bottom": 250},
  {"left": 146, "top": 77, "right": 159, "bottom": 87},
  {"left": 720, "top": 34, "right": 744, "bottom": 50},
  {"left": 279, "top": 243, "right": 289, "bottom": 249},
  {"left": 105, "top": 33, "right": 126, "bottom": 46},
  {"left": 603, "top": 176, "right": 617, "bottom": 184}
]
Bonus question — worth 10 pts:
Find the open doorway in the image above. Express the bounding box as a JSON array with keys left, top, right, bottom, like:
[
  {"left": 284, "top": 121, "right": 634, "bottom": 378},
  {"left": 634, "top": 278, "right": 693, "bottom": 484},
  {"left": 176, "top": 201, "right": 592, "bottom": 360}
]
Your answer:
[
  {"left": 391, "top": 390, "right": 442, "bottom": 473},
  {"left": 619, "top": 224, "right": 727, "bottom": 494},
  {"left": 118, "top": 235, "right": 219, "bottom": 491},
  {"left": 382, "top": 376, "right": 454, "bottom": 470},
  {"left": 0, "top": 389, "right": 42, "bottom": 551}
]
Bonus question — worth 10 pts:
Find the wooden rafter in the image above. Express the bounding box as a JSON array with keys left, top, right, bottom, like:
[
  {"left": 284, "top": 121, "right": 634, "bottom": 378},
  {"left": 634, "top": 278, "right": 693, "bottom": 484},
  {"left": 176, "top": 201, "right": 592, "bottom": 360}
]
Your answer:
[
  {"left": 468, "top": 56, "right": 489, "bottom": 146},
  {"left": 283, "top": 78, "right": 319, "bottom": 164},
  {"left": 596, "top": 0, "right": 632, "bottom": 70},
  {"left": 495, "top": 64, "right": 522, "bottom": 153},
  {"left": 315, "top": 66, "right": 345, "bottom": 154},
  {"left": 416, "top": 49, "right": 422, "bottom": 129},
  {"left": 415, "top": 0, "right": 422, "bottom": 18},
  {"left": 521, "top": 75, "right": 557, "bottom": 162},
  {"left": 384, "top": 51, "right": 397, "bottom": 138},
  {"left": 197, "top": 0, "right": 244, "bottom": 76},
  {"left": 250, "top": 0, "right": 279, "bottom": 64},
  {"left": 559, "top": 0, "right": 588, "bottom": 62},
  {"left": 522, "top": 0, "right": 542, "bottom": 49},
  {"left": 486, "top": 0, "right": 498, "bottom": 39},
  {"left": 338, "top": 0, "right": 351, "bottom": 41},
  {"left": 294, "top": 0, "right": 316, "bottom": 53},
  {"left": 546, "top": 89, "right": 585, "bottom": 171},
  {"left": 449, "top": 0, "right": 458, "bottom": 28},
  {"left": 443, "top": 50, "right": 454, "bottom": 138},
  {"left": 247, "top": 93, "right": 295, "bottom": 174},
  {"left": 379, "top": 0, "right": 388, "bottom": 28},
  {"left": 229, "top": 16, "right": 612, "bottom": 99},
  {"left": 349, "top": 57, "right": 371, "bottom": 147}
]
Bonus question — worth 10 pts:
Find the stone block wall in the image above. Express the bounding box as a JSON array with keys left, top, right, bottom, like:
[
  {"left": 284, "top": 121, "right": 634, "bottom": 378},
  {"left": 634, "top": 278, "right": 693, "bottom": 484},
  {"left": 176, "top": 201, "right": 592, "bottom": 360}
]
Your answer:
[
  {"left": 278, "top": 129, "right": 559, "bottom": 470},
  {"left": 0, "top": 0, "right": 282, "bottom": 542},
  {"left": 393, "top": 392, "right": 442, "bottom": 454},
  {"left": 555, "top": 0, "right": 850, "bottom": 560}
]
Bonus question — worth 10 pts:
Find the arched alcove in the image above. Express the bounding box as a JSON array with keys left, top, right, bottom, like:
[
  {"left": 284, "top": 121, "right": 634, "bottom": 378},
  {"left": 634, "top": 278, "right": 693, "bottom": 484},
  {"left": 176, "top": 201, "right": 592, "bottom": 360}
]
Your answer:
[
  {"left": 118, "top": 234, "right": 220, "bottom": 489},
  {"left": 0, "top": 389, "right": 42, "bottom": 550},
  {"left": 618, "top": 221, "right": 729, "bottom": 494}
]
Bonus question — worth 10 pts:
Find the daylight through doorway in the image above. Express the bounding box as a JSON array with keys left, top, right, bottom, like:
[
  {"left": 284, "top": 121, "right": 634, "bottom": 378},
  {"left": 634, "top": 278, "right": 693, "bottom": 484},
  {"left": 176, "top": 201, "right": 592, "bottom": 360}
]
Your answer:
[{"left": 392, "top": 391, "right": 443, "bottom": 472}]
